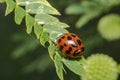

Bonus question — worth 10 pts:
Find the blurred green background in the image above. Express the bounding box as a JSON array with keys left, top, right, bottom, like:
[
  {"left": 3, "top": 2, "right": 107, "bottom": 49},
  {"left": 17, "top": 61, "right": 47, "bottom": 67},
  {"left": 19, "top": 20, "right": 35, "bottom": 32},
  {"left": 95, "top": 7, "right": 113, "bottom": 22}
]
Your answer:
[{"left": 0, "top": 0, "right": 120, "bottom": 80}]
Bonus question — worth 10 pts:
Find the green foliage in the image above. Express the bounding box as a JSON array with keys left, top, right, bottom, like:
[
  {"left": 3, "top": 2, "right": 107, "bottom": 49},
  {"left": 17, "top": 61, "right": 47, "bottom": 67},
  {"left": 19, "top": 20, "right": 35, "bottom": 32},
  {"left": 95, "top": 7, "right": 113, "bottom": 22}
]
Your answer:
[
  {"left": 98, "top": 14, "right": 120, "bottom": 41},
  {"left": 65, "top": 0, "right": 120, "bottom": 28},
  {"left": 0, "top": 0, "right": 120, "bottom": 80},
  {"left": 25, "top": 1, "right": 60, "bottom": 15},
  {"left": 5, "top": 0, "right": 16, "bottom": 15},
  {"left": 35, "top": 13, "right": 59, "bottom": 25},
  {"left": 25, "top": 14, "right": 35, "bottom": 34},
  {"left": 15, "top": 6, "right": 25, "bottom": 24},
  {"left": 1, "top": 0, "right": 85, "bottom": 80},
  {"left": 44, "top": 25, "right": 68, "bottom": 41},
  {"left": 34, "top": 23, "right": 43, "bottom": 39},
  {"left": 16, "top": 0, "right": 60, "bottom": 15},
  {"left": 81, "top": 54, "right": 118, "bottom": 80}
]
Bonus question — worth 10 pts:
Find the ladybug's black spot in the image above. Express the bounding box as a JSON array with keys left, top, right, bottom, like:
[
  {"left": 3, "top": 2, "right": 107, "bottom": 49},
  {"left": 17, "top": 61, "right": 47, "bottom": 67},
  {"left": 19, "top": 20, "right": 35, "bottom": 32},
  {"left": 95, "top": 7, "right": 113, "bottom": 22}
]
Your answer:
[
  {"left": 64, "top": 42, "right": 68, "bottom": 46},
  {"left": 81, "top": 47, "right": 84, "bottom": 52},
  {"left": 59, "top": 45, "right": 63, "bottom": 50},
  {"left": 77, "top": 40, "right": 81, "bottom": 45},
  {"left": 71, "top": 34, "right": 76, "bottom": 38},
  {"left": 69, "top": 47, "right": 72, "bottom": 51},
  {"left": 67, "top": 36, "right": 72, "bottom": 40},
  {"left": 61, "top": 36, "right": 65, "bottom": 39},
  {"left": 58, "top": 39, "right": 61, "bottom": 43},
  {"left": 65, "top": 50, "right": 70, "bottom": 54},
  {"left": 73, "top": 50, "right": 80, "bottom": 56}
]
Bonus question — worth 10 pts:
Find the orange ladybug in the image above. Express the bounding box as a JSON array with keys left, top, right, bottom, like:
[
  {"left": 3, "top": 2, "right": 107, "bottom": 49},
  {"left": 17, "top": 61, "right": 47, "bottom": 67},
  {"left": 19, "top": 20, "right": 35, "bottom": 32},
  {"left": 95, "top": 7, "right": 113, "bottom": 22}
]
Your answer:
[{"left": 56, "top": 33, "right": 84, "bottom": 58}]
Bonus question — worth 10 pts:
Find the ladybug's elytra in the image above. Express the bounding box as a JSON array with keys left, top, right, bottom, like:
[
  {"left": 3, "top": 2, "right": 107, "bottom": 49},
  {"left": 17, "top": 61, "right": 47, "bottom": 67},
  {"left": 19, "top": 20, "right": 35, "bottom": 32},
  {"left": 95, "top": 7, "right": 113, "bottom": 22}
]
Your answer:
[{"left": 56, "top": 33, "right": 84, "bottom": 58}]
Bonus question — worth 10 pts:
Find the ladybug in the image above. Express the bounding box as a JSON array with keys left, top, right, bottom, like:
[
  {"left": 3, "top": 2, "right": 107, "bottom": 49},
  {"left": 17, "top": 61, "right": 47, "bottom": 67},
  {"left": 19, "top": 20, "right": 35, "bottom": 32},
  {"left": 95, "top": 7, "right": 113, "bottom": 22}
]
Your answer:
[{"left": 56, "top": 33, "right": 84, "bottom": 58}]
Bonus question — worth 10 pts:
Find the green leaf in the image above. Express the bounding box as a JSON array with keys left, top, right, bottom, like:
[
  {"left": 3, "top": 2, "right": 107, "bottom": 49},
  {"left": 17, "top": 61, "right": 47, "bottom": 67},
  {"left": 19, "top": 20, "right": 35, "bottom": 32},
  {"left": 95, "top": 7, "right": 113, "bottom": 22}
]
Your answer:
[
  {"left": 44, "top": 25, "right": 68, "bottom": 33},
  {"left": 48, "top": 41, "right": 56, "bottom": 60},
  {"left": 34, "top": 23, "right": 43, "bottom": 39},
  {"left": 16, "top": 0, "right": 60, "bottom": 15},
  {"left": 57, "top": 22, "right": 70, "bottom": 28},
  {"left": 26, "top": 14, "right": 35, "bottom": 34},
  {"left": 16, "top": 0, "right": 52, "bottom": 6},
  {"left": 54, "top": 53, "right": 64, "bottom": 80},
  {"left": 14, "top": 6, "right": 25, "bottom": 25},
  {"left": 40, "top": 30, "right": 49, "bottom": 46},
  {"left": 0, "top": 0, "right": 5, "bottom": 3},
  {"left": 26, "top": 2, "right": 60, "bottom": 15},
  {"left": 44, "top": 24, "right": 68, "bottom": 42},
  {"left": 98, "top": 14, "right": 120, "bottom": 41},
  {"left": 63, "top": 57, "right": 85, "bottom": 76},
  {"left": 35, "top": 13, "right": 59, "bottom": 25},
  {"left": 5, "top": 0, "right": 15, "bottom": 15}
]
